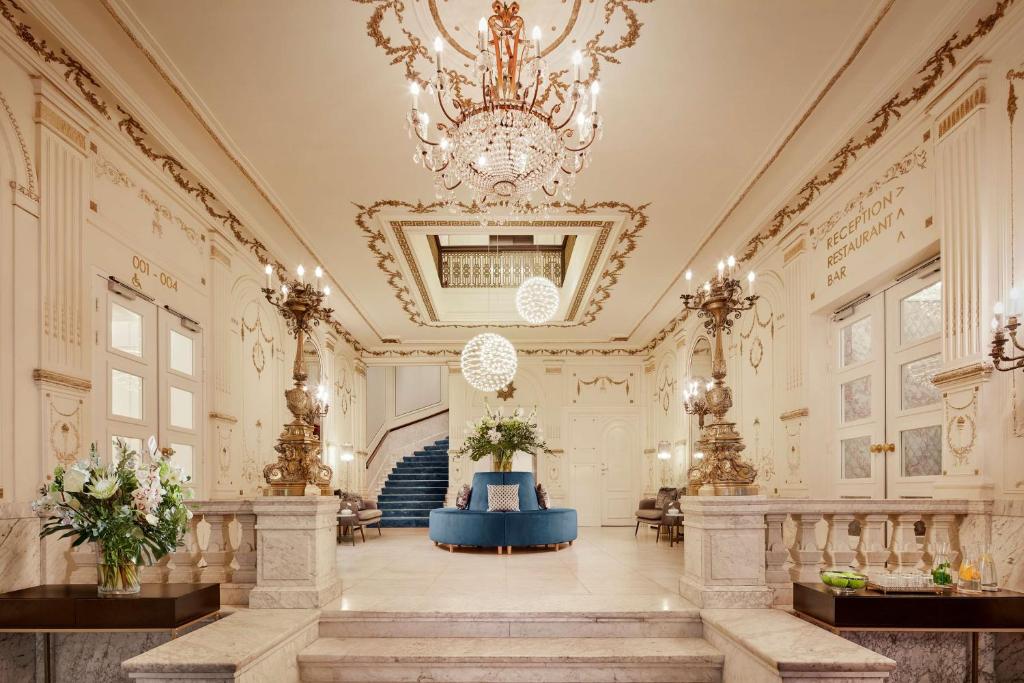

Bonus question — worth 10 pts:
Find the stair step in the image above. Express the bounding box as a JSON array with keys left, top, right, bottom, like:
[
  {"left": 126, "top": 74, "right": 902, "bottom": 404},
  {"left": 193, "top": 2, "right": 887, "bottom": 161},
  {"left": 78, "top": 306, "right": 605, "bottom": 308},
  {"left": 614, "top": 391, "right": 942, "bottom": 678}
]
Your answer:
[
  {"left": 378, "top": 501, "right": 445, "bottom": 510},
  {"left": 378, "top": 494, "right": 446, "bottom": 502},
  {"left": 384, "top": 481, "right": 448, "bottom": 488},
  {"left": 388, "top": 473, "right": 449, "bottom": 480},
  {"left": 318, "top": 610, "right": 703, "bottom": 639},
  {"left": 299, "top": 637, "right": 722, "bottom": 682},
  {"left": 382, "top": 508, "right": 437, "bottom": 517},
  {"left": 380, "top": 516, "right": 430, "bottom": 527},
  {"left": 393, "top": 463, "right": 449, "bottom": 471}
]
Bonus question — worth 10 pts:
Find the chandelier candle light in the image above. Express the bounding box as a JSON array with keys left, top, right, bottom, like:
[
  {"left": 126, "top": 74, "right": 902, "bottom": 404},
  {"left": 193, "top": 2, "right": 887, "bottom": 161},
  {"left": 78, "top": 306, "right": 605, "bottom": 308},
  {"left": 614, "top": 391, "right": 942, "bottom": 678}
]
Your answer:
[
  {"left": 261, "top": 263, "right": 335, "bottom": 495},
  {"left": 680, "top": 257, "right": 760, "bottom": 495},
  {"left": 408, "top": 1, "right": 602, "bottom": 209},
  {"left": 990, "top": 292, "right": 1024, "bottom": 373}
]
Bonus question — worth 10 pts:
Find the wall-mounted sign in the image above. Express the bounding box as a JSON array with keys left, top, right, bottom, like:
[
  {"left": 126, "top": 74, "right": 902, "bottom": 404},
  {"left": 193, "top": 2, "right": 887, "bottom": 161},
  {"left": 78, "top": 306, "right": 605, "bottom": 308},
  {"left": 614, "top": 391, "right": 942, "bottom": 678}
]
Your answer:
[
  {"left": 132, "top": 254, "right": 179, "bottom": 292},
  {"left": 808, "top": 144, "right": 934, "bottom": 306}
]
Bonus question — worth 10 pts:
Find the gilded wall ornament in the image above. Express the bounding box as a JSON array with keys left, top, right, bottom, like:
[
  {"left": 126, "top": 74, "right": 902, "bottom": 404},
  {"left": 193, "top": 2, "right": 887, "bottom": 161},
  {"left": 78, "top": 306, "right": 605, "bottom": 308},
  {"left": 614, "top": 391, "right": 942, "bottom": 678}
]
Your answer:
[{"left": 0, "top": 86, "right": 37, "bottom": 199}]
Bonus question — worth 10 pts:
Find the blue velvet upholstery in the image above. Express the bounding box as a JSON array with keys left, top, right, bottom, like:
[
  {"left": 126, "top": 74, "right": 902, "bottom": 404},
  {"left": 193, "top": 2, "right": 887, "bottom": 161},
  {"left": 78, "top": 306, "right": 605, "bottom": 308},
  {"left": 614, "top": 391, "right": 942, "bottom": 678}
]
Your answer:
[{"left": 429, "top": 471, "right": 578, "bottom": 549}]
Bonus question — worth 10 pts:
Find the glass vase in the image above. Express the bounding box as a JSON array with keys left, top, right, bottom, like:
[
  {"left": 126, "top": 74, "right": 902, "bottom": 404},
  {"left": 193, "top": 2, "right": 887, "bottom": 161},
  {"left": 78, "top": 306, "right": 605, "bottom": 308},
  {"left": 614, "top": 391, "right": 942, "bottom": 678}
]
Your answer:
[
  {"left": 979, "top": 546, "right": 999, "bottom": 592},
  {"left": 491, "top": 452, "right": 513, "bottom": 472},
  {"left": 958, "top": 547, "right": 981, "bottom": 594},
  {"left": 95, "top": 542, "right": 141, "bottom": 596}
]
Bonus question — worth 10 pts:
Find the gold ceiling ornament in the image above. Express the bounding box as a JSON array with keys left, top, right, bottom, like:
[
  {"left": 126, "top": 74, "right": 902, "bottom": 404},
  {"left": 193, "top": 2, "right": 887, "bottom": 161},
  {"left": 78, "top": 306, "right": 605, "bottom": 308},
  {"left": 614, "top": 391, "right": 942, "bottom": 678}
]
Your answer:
[
  {"left": 260, "top": 265, "right": 336, "bottom": 496},
  {"left": 496, "top": 381, "right": 517, "bottom": 401},
  {"left": 360, "top": 0, "right": 647, "bottom": 110},
  {"left": 736, "top": 0, "right": 1016, "bottom": 267},
  {"left": 680, "top": 259, "right": 760, "bottom": 496},
  {"left": 407, "top": 2, "right": 604, "bottom": 210},
  {"left": 354, "top": 198, "right": 649, "bottom": 328}
]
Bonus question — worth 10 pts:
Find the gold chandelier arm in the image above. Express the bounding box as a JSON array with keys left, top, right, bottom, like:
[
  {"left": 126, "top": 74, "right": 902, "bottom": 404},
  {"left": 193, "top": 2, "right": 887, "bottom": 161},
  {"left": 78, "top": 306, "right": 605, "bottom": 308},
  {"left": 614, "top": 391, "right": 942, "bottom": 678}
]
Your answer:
[
  {"left": 550, "top": 92, "right": 581, "bottom": 131},
  {"left": 564, "top": 128, "right": 598, "bottom": 153},
  {"left": 436, "top": 92, "right": 462, "bottom": 125},
  {"left": 411, "top": 119, "right": 441, "bottom": 147},
  {"left": 442, "top": 177, "right": 463, "bottom": 192}
]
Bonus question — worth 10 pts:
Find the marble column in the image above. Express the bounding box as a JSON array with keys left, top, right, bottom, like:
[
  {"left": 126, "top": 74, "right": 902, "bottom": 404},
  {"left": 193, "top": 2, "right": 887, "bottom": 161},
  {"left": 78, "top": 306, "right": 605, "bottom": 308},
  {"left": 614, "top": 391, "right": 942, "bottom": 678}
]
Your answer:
[
  {"left": 679, "top": 496, "right": 773, "bottom": 608},
  {"left": 248, "top": 495, "right": 341, "bottom": 609}
]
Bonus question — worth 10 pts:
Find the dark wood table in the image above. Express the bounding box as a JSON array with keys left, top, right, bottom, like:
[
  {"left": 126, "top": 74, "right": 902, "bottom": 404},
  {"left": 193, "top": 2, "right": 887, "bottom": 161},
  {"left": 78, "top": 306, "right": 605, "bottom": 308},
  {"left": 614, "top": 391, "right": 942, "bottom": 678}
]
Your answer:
[
  {"left": 793, "top": 582, "right": 1024, "bottom": 683},
  {"left": 0, "top": 583, "right": 220, "bottom": 682}
]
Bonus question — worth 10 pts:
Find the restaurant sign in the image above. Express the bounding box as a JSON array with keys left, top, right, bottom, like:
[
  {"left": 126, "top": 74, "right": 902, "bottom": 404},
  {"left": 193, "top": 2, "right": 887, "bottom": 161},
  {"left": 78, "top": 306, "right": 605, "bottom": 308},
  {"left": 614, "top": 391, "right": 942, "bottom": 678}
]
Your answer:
[{"left": 809, "top": 144, "right": 934, "bottom": 305}]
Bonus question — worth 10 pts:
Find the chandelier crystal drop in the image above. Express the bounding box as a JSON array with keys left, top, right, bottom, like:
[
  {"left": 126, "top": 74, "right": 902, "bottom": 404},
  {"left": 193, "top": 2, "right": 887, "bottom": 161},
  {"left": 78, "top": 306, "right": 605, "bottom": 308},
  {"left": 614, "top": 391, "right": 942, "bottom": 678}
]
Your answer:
[
  {"left": 407, "top": 1, "right": 603, "bottom": 211},
  {"left": 515, "top": 276, "right": 560, "bottom": 324},
  {"left": 461, "top": 333, "right": 518, "bottom": 392}
]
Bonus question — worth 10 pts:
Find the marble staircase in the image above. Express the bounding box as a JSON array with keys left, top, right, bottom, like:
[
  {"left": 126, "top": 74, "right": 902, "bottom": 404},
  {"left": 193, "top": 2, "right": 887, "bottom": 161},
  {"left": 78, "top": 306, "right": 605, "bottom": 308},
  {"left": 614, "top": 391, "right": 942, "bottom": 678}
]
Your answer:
[
  {"left": 378, "top": 438, "right": 449, "bottom": 528},
  {"left": 299, "top": 608, "right": 723, "bottom": 682}
]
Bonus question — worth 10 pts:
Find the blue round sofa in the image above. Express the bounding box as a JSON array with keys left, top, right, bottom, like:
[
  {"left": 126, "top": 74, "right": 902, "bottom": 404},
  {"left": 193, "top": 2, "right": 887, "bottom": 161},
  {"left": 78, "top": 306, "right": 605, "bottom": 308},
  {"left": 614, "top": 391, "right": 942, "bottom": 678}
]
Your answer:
[{"left": 429, "top": 472, "right": 577, "bottom": 552}]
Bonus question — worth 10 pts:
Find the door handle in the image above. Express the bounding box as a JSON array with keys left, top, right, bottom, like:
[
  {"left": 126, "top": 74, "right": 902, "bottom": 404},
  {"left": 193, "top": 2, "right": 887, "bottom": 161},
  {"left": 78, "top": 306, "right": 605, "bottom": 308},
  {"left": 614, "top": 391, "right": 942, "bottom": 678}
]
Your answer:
[{"left": 869, "top": 443, "right": 895, "bottom": 454}]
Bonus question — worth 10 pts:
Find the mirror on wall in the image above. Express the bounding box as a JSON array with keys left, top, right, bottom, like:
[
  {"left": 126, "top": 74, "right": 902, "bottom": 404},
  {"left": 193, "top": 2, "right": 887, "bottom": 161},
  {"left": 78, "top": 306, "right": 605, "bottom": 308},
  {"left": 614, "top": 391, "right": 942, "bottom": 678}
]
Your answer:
[
  {"left": 302, "top": 336, "right": 325, "bottom": 434},
  {"left": 687, "top": 337, "right": 713, "bottom": 469}
]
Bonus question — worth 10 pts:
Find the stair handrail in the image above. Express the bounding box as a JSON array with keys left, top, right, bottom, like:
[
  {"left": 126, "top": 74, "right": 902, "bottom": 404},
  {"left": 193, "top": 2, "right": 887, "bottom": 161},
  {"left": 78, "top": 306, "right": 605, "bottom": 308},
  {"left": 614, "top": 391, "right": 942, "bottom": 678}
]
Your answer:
[{"left": 366, "top": 408, "right": 450, "bottom": 469}]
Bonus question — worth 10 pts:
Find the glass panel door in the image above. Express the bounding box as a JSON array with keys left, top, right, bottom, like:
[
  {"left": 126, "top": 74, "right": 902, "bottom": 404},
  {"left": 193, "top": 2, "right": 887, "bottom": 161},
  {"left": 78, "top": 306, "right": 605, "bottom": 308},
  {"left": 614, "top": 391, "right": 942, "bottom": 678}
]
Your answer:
[
  {"left": 159, "top": 307, "right": 202, "bottom": 486},
  {"left": 832, "top": 294, "right": 885, "bottom": 498},
  {"left": 95, "top": 278, "right": 158, "bottom": 463},
  {"left": 885, "top": 273, "right": 942, "bottom": 497}
]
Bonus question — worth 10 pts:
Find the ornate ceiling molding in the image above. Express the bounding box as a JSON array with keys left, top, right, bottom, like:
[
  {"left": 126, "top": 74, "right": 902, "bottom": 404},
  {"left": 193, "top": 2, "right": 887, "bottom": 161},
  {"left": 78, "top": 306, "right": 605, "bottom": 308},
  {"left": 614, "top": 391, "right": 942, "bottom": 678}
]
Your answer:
[{"left": 353, "top": 198, "right": 649, "bottom": 329}]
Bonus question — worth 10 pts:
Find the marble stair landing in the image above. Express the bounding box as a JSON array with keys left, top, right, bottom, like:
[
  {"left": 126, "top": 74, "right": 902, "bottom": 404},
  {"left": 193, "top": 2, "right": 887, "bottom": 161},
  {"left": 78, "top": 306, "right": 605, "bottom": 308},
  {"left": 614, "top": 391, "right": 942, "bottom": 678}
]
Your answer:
[
  {"left": 302, "top": 596, "right": 720, "bottom": 682},
  {"left": 298, "top": 636, "right": 723, "bottom": 682}
]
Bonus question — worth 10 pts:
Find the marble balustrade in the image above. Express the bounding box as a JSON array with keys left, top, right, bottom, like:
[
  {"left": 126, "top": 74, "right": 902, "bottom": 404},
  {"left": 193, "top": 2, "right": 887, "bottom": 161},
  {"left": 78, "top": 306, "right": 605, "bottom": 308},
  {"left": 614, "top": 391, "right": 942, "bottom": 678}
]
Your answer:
[
  {"left": 60, "top": 499, "right": 257, "bottom": 605},
  {"left": 762, "top": 499, "right": 992, "bottom": 606}
]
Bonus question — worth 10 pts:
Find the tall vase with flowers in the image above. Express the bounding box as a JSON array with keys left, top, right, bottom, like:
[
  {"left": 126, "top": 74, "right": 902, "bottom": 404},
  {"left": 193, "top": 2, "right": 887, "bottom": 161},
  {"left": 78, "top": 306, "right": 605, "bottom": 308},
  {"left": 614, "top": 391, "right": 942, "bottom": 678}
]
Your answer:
[
  {"left": 457, "top": 405, "right": 553, "bottom": 472},
  {"left": 33, "top": 439, "right": 193, "bottom": 596}
]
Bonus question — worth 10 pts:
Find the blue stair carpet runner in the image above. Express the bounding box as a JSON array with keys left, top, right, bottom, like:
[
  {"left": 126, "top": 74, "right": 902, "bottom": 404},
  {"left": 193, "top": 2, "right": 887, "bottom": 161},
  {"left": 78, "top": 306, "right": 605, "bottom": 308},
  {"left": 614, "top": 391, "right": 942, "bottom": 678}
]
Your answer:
[{"left": 378, "top": 437, "right": 449, "bottom": 528}]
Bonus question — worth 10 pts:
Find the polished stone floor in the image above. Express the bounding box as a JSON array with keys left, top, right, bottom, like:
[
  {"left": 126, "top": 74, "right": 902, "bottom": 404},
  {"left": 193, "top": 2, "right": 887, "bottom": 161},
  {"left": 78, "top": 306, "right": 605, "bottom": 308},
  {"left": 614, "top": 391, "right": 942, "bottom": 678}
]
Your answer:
[{"left": 331, "top": 526, "right": 689, "bottom": 610}]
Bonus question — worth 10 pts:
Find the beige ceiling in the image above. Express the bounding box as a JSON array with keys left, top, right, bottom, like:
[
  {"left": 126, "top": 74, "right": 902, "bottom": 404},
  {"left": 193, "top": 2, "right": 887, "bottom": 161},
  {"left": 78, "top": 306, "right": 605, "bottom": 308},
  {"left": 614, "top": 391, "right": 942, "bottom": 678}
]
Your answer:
[{"left": 76, "top": 0, "right": 963, "bottom": 351}]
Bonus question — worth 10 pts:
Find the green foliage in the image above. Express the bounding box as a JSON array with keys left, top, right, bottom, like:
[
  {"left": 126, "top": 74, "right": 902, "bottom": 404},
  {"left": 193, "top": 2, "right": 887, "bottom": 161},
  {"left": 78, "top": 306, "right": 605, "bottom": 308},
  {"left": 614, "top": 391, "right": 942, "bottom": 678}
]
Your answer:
[
  {"left": 33, "top": 440, "right": 193, "bottom": 568},
  {"left": 456, "top": 405, "right": 553, "bottom": 468}
]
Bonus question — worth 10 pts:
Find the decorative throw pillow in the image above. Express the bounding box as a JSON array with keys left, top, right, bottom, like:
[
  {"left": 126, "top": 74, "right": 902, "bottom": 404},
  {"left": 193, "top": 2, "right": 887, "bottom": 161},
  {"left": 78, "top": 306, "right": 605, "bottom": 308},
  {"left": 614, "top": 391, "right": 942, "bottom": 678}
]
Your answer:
[
  {"left": 655, "top": 486, "right": 678, "bottom": 510},
  {"left": 487, "top": 484, "right": 520, "bottom": 512},
  {"left": 535, "top": 483, "right": 550, "bottom": 510},
  {"left": 455, "top": 484, "right": 472, "bottom": 510}
]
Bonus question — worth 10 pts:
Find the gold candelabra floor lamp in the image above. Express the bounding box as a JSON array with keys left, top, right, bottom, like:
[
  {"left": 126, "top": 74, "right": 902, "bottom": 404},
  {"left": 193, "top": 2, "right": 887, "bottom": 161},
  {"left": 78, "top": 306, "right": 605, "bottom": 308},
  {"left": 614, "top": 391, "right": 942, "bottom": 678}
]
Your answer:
[
  {"left": 261, "top": 264, "right": 334, "bottom": 496},
  {"left": 680, "top": 258, "right": 760, "bottom": 496}
]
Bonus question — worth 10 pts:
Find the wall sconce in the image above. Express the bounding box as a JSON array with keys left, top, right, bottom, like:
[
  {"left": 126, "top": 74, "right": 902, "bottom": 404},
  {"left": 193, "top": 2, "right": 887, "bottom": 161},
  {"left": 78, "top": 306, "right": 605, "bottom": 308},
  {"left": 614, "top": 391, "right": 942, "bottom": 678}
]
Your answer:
[
  {"left": 657, "top": 441, "right": 672, "bottom": 461},
  {"left": 340, "top": 443, "right": 355, "bottom": 462}
]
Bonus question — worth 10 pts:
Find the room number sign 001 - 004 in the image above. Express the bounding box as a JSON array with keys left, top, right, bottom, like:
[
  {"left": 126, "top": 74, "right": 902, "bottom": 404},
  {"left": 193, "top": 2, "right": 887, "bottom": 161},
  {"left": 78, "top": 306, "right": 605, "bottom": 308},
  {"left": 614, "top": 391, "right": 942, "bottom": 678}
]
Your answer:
[{"left": 132, "top": 255, "right": 179, "bottom": 292}]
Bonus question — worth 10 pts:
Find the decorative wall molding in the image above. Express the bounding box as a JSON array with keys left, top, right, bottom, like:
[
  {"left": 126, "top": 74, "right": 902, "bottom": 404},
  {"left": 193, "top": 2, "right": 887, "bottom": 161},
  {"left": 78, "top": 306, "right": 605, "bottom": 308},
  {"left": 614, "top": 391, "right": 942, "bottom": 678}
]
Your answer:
[
  {"left": 45, "top": 393, "right": 83, "bottom": 466},
  {"left": 0, "top": 87, "right": 37, "bottom": 199},
  {"left": 208, "top": 411, "right": 238, "bottom": 424},
  {"left": 32, "top": 368, "right": 91, "bottom": 392},
  {"left": 933, "top": 361, "right": 993, "bottom": 388},
  {"left": 779, "top": 407, "right": 809, "bottom": 422},
  {"left": 35, "top": 100, "right": 86, "bottom": 152},
  {"left": 736, "top": 0, "right": 1016, "bottom": 267},
  {"left": 937, "top": 82, "right": 988, "bottom": 139}
]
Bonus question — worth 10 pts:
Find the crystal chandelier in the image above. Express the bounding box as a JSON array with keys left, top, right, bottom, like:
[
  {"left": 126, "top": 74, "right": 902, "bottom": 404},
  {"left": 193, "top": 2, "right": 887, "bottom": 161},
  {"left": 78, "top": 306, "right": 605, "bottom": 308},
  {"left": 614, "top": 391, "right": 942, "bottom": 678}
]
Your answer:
[
  {"left": 461, "top": 332, "right": 518, "bottom": 392},
  {"left": 515, "top": 275, "right": 559, "bottom": 324},
  {"left": 408, "top": 1, "right": 602, "bottom": 210}
]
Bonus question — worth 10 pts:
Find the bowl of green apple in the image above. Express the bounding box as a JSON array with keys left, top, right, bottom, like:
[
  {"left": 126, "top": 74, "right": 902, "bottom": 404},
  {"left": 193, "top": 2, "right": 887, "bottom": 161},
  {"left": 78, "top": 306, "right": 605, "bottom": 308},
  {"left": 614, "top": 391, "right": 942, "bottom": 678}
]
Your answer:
[{"left": 820, "top": 569, "right": 869, "bottom": 595}]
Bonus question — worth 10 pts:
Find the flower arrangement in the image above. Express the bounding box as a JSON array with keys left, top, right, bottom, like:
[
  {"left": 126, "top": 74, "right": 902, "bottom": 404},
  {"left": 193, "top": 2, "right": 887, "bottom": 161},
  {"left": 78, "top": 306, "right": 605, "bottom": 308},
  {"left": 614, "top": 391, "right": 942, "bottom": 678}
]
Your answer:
[
  {"left": 33, "top": 439, "right": 193, "bottom": 595},
  {"left": 457, "top": 405, "right": 552, "bottom": 472}
]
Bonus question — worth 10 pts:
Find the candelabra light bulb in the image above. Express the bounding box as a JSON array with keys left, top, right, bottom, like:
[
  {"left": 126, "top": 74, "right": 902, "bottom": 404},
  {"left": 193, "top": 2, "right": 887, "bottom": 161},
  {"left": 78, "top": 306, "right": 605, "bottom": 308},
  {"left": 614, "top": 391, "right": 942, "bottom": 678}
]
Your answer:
[
  {"left": 296, "top": 264, "right": 305, "bottom": 280},
  {"left": 694, "top": 451, "right": 704, "bottom": 461},
  {"left": 704, "top": 281, "right": 711, "bottom": 293},
  {"left": 994, "top": 301, "right": 1005, "bottom": 316},
  {"left": 590, "top": 80, "right": 601, "bottom": 94},
  {"left": 727, "top": 255, "right": 736, "bottom": 269},
  {"left": 478, "top": 17, "right": 486, "bottom": 33},
  {"left": 433, "top": 36, "right": 443, "bottom": 53},
  {"left": 748, "top": 271, "right": 756, "bottom": 283},
  {"left": 264, "top": 264, "right": 272, "bottom": 275},
  {"left": 409, "top": 81, "right": 420, "bottom": 96},
  {"left": 572, "top": 50, "right": 582, "bottom": 65},
  {"left": 323, "top": 285, "right": 331, "bottom": 296},
  {"left": 992, "top": 317, "right": 1000, "bottom": 331},
  {"left": 685, "top": 270, "right": 692, "bottom": 281},
  {"left": 717, "top": 260, "right": 725, "bottom": 274},
  {"left": 281, "top": 285, "right": 288, "bottom": 296},
  {"left": 314, "top": 266, "right": 323, "bottom": 278},
  {"left": 532, "top": 25, "right": 541, "bottom": 40}
]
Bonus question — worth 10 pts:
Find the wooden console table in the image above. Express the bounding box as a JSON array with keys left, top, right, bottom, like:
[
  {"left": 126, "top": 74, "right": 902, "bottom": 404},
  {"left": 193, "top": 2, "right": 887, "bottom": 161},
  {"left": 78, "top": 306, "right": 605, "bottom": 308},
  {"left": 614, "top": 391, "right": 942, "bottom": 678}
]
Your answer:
[
  {"left": 0, "top": 583, "right": 220, "bottom": 682},
  {"left": 793, "top": 582, "right": 1024, "bottom": 683}
]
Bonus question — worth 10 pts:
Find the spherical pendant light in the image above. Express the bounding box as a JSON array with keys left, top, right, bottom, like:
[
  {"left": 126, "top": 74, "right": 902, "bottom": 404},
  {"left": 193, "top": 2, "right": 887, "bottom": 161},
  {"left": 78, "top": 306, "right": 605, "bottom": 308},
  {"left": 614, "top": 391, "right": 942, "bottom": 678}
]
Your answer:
[
  {"left": 461, "top": 333, "right": 518, "bottom": 392},
  {"left": 515, "top": 276, "right": 560, "bottom": 324}
]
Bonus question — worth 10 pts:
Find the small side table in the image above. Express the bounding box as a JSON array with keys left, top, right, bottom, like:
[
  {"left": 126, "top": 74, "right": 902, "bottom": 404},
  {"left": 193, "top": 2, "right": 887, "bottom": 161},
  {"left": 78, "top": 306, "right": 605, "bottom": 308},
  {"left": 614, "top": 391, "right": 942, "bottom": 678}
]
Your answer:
[
  {"left": 660, "top": 513, "right": 684, "bottom": 546},
  {"left": 337, "top": 514, "right": 365, "bottom": 545}
]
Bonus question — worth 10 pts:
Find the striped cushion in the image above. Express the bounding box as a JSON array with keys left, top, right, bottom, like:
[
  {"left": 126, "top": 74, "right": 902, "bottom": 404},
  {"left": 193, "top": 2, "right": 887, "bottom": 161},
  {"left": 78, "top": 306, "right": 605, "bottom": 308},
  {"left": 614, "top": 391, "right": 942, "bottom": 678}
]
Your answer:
[{"left": 487, "top": 484, "right": 520, "bottom": 512}]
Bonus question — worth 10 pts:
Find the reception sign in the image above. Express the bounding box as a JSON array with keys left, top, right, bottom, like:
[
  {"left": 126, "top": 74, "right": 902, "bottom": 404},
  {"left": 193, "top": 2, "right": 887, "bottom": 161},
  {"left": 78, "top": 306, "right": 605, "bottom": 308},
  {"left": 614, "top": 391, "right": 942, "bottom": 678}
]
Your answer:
[{"left": 808, "top": 143, "right": 934, "bottom": 306}]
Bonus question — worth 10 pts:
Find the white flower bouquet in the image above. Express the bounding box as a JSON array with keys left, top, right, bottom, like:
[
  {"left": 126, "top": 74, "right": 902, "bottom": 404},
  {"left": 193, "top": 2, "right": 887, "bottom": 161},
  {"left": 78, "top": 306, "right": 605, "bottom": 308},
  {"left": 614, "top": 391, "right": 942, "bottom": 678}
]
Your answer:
[
  {"left": 457, "top": 405, "right": 552, "bottom": 472},
  {"left": 33, "top": 439, "right": 193, "bottom": 595}
]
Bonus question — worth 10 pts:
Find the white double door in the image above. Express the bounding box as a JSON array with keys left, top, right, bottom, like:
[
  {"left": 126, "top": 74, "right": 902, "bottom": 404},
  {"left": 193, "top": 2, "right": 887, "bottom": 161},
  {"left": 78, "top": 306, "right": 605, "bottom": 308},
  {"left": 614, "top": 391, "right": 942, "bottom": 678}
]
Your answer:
[
  {"left": 93, "top": 276, "right": 202, "bottom": 481},
  {"left": 832, "top": 270, "right": 943, "bottom": 498},
  {"left": 567, "top": 413, "right": 639, "bottom": 526}
]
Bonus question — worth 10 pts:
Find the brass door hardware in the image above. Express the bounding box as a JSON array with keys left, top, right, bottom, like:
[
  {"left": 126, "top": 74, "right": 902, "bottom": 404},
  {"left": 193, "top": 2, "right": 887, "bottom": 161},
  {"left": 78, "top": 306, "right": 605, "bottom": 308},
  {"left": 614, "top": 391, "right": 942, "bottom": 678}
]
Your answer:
[{"left": 870, "top": 443, "right": 896, "bottom": 454}]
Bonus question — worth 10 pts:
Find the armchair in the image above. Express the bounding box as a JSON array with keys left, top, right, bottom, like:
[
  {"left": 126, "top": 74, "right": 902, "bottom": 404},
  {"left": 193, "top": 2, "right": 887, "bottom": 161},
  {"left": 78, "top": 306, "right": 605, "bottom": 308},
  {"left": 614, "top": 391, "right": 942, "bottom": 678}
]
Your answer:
[{"left": 634, "top": 487, "right": 680, "bottom": 541}]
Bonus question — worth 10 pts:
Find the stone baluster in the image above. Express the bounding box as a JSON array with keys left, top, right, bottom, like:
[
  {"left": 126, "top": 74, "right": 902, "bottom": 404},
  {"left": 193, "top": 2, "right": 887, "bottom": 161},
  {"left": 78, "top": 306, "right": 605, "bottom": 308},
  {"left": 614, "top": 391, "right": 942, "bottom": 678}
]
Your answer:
[
  {"left": 231, "top": 513, "right": 257, "bottom": 584},
  {"left": 888, "top": 513, "right": 924, "bottom": 570},
  {"left": 197, "top": 513, "right": 230, "bottom": 584},
  {"left": 765, "top": 512, "right": 791, "bottom": 605},
  {"left": 823, "top": 512, "right": 858, "bottom": 570},
  {"left": 166, "top": 514, "right": 199, "bottom": 583},
  {"left": 923, "top": 513, "right": 960, "bottom": 568},
  {"left": 788, "top": 512, "right": 824, "bottom": 582},
  {"left": 855, "top": 513, "right": 890, "bottom": 576}
]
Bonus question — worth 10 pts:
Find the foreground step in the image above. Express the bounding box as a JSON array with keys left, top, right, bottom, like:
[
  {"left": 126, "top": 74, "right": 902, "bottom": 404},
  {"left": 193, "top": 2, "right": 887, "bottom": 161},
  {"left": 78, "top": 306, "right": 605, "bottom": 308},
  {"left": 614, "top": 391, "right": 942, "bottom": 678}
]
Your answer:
[
  {"left": 319, "top": 609, "right": 703, "bottom": 639},
  {"left": 299, "top": 636, "right": 722, "bottom": 682}
]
